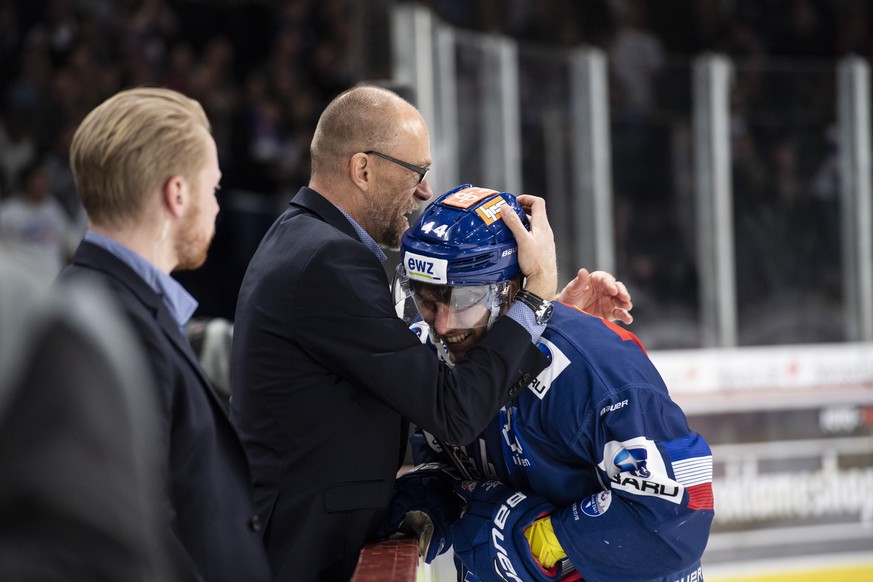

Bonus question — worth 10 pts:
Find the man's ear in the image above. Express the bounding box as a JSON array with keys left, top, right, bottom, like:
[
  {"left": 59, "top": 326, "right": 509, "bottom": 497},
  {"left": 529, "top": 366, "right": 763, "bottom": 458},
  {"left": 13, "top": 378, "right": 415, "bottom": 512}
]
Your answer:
[
  {"left": 163, "top": 175, "right": 186, "bottom": 218},
  {"left": 349, "top": 152, "right": 371, "bottom": 192}
]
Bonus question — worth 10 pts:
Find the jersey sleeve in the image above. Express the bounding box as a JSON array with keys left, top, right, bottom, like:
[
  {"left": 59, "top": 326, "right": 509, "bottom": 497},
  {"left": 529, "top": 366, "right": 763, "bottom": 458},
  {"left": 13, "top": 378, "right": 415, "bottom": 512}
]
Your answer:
[{"left": 551, "top": 385, "right": 714, "bottom": 581}]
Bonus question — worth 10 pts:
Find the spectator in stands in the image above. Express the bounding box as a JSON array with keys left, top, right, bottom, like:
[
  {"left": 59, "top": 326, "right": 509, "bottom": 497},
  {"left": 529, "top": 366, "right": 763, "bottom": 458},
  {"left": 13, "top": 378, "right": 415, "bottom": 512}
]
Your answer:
[
  {"left": 189, "top": 36, "right": 238, "bottom": 171},
  {"left": 0, "top": 1, "right": 22, "bottom": 89},
  {"left": 383, "top": 186, "right": 713, "bottom": 582},
  {"left": 57, "top": 87, "right": 271, "bottom": 582},
  {"left": 772, "top": 0, "right": 835, "bottom": 59},
  {"left": 608, "top": 0, "right": 665, "bottom": 114},
  {"left": 0, "top": 106, "right": 36, "bottom": 196},
  {"left": 0, "top": 160, "right": 80, "bottom": 275},
  {"left": 230, "top": 85, "right": 631, "bottom": 582},
  {"left": 42, "top": 121, "right": 86, "bottom": 226}
]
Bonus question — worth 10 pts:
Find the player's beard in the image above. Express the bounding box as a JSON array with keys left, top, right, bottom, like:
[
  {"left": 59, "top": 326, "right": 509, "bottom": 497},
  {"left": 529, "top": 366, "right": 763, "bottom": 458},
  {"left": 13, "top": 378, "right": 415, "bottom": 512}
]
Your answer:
[{"left": 175, "top": 198, "right": 215, "bottom": 271}]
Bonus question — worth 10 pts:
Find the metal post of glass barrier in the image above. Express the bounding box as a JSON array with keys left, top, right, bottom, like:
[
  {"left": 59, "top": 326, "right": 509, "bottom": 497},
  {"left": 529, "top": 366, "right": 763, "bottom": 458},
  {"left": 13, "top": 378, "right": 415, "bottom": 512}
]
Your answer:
[
  {"left": 390, "top": 4, "right": 441, "bottom": 193},
  {"left": 569, "top": 47, "right": 615, "bottom": 276},
  {"left": 693, "top": 54, "right": 737, "bottom": 347},
  {"left": 837, "top": 56, "right": 873, "bottom": 342},
  {"left": 479, "top": 34, "right": 522, "bottom": 195},
  {"left": 434, "top": 21, "right": 459, "bottom": 191}
]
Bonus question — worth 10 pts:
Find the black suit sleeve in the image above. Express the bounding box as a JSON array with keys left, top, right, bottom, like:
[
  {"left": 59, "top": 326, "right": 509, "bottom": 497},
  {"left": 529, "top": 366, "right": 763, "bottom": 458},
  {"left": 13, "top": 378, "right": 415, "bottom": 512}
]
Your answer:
[{"left": 292, "top": 237, "right": 546, "bottom": 445}]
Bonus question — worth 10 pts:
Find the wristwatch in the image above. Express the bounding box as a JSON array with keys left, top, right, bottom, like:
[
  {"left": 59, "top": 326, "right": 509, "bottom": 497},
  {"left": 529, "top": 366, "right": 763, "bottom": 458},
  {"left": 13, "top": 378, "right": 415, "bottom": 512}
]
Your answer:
[{"left": 514, "top": 289, "right": 554, "bottom": 325}]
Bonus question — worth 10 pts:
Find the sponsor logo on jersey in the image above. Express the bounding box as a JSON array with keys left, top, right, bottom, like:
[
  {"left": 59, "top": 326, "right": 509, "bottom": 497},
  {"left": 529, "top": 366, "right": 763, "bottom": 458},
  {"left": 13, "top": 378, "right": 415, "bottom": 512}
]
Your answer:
[
  {"left": 600, "top": 399, "right": 629, "bottom": 416},
  {"left": 476, "top": 196, "right": 508, "bottom": 225},
  {"left": 599, "top": 437, "right": 685, "bottom": 504},
  {"left": 614, "top": 446, "right": 651, "bottom": 478},
  {"left": 528, "top": 338, "right": 571, "bottom": 399},
  {"left": 672, "top": 566, "right": 704, "bottom": 582},
  {"left": 580, "top": 490, "right": 613, "bottom": 517},
  {"left": 500, "top": 405, "right": 532, "bottom": 470},
  {"left": 404, "top": 251, "right": 447, "bottom": 283}
]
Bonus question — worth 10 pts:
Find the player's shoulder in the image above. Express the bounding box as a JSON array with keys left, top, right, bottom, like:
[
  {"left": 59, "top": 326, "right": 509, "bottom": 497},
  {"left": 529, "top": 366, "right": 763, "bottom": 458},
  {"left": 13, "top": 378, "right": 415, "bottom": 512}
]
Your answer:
[
  {"left": 549, "top": 302, "right": 647, "bottom": 352},
  {"left": 542, "top": 303, "right": 658, "bottom": 395}
]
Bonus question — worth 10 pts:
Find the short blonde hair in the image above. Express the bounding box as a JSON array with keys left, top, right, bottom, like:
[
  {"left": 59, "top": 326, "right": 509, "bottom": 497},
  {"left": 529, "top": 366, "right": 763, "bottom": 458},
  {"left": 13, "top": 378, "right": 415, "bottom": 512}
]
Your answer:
[
  {"left": 310, "top": 85, "right": 410, "bottom": 179},
  {"left": 70, "top": 87, "right": 211, "bottom": 228}
]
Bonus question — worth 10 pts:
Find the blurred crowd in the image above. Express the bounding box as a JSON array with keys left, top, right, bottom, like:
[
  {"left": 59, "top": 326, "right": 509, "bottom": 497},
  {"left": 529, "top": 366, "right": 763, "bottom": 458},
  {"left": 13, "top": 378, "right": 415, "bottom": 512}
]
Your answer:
[
  {"left": 0, "top": 0, "right": 358, "bottom": 200},
  {"left": 0, "top": 0, "right": 868, "bottom": 330},
  {"left": 0, "top": 0, "right": 360, "bottom": 316},
  {"left": 431, "top": 0, "right": 866, "bottom": 345},
  {"left": 429, "top": 0, "right": 873, "bottom": 60}
]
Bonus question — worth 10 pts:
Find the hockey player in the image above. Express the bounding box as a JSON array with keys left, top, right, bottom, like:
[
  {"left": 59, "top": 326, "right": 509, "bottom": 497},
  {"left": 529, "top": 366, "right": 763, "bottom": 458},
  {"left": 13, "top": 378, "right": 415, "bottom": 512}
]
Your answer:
[{"left": 384, "top": 184, "right": 714, "bottom": 582}]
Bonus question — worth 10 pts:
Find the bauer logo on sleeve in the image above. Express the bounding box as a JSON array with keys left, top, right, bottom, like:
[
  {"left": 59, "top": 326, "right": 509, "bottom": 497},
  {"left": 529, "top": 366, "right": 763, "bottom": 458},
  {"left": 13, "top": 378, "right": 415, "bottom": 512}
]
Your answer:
[{"left": 405, "top": 251, "right": 448, "bottom": 283}]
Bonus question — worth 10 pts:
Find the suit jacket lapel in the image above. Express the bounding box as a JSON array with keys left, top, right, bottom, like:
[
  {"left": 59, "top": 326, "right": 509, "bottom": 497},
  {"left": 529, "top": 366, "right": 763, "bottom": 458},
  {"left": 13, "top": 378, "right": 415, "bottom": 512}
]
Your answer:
[
  {"left": 153, "top": 304, "right": 231, "bottom": 416},
  {"left": 70, "top": 242, "right": 231, "bottom": 417}
]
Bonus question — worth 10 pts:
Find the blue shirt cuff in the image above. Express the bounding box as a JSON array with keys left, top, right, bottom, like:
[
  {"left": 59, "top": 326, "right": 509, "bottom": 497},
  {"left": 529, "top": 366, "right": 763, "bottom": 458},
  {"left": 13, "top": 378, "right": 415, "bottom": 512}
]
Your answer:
[{"left": 507, "top": 301, "right": 546, "bottom": 343}]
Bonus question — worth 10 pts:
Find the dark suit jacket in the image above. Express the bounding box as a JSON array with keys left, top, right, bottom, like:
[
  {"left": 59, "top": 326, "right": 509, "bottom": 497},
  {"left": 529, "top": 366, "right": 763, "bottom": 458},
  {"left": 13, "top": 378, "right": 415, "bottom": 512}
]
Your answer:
[
  {"left": 59, "top": 242, "right": 271, "bottom": 582},
  {"left": 0, "top": 257, "right": 174, "bottom": 581},
  {"left": 231, "top": 187, "right": 548, "bottom": 581}
]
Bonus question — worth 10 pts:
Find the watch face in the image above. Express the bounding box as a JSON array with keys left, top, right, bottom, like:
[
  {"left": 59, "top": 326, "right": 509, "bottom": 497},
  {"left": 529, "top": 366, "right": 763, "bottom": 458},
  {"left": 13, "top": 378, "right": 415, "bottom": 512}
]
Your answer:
[{"left": 516, "top": 290, "right": 554, "bottom": 324}]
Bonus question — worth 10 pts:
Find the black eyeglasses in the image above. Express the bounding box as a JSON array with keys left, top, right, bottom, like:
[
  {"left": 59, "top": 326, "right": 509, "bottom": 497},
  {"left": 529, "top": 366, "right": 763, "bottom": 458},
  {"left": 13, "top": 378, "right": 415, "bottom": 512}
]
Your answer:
[{"left": 364, "top": 150, "right": 430, "bottom": 184}]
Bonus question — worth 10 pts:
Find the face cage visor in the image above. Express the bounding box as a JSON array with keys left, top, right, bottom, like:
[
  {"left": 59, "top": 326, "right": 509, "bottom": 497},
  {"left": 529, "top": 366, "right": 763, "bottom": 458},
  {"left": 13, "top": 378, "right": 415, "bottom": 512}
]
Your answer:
[{"left": 392, "top": 263, "right": 512, "bottom": 330}]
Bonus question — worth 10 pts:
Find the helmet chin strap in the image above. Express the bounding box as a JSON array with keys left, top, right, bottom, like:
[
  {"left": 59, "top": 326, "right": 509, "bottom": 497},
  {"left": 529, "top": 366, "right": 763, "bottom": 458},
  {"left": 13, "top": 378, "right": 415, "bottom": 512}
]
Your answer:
[
  {"left": 486, "top": 281, "right": 512, "bottom": 331},
  {"left": 486, "top": 302, "right": 501, "bottom": 331}
]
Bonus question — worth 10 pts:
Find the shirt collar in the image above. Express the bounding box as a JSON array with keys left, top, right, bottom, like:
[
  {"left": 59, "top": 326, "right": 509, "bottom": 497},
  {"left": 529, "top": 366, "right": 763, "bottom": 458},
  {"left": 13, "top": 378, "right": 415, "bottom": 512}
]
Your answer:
[
  {"left": 84, "top": 230, "right": 199, "bottom": 330},
  {"left": 336, "top": 206, "right": 387, "bottom": 263}
]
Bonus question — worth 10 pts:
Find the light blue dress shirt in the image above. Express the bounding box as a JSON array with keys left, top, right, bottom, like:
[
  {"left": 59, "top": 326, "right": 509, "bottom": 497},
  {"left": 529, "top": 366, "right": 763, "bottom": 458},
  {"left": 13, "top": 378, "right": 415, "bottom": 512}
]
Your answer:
[{"left": 84, "top": 230, "right": 198, "bottom": 332}]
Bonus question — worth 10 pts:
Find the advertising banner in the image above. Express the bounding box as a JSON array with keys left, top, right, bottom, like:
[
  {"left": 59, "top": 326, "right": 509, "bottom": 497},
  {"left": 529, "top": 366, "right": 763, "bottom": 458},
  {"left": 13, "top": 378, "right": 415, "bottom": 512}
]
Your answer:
[{"left": 650, "top": 343, "right": 873, "bottom": 578}]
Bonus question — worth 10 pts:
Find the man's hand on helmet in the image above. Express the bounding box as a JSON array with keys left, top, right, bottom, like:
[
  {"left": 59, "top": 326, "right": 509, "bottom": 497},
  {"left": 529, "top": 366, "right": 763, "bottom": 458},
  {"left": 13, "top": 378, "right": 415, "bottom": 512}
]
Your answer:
[{"left": 502, "top": 195, "right": 557, "bottom": 300}]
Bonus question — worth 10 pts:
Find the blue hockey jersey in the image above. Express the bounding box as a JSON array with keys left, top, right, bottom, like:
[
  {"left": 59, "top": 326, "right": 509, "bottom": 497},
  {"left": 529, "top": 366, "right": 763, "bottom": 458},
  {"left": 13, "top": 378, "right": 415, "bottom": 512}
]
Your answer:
[{"left": 410, "top": 302, "right": 714, "bottom": 582}]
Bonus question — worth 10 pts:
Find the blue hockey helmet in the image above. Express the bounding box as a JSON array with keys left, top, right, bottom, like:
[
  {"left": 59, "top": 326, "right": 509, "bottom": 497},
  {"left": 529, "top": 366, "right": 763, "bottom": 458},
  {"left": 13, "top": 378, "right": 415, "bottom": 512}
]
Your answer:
[
  {"left": 393, "top": 185, "right": 529, "bottom": 337},
  {"left": 399, "top": 184, "right": 529, "bottom": 286}
]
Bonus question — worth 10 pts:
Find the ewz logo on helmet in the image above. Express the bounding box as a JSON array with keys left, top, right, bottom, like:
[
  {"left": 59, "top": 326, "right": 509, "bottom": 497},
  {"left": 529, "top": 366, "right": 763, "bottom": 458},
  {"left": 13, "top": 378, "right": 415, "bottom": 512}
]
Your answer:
[
  {"left": 404, "top": 251, "right": 448, "bottom": 283},
  {"left": 408, "top": 257, "right": 435, "bottom": 275}
]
